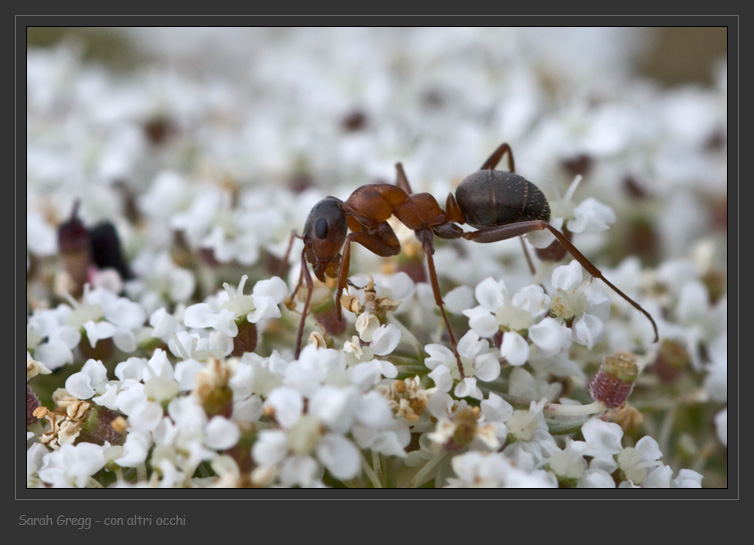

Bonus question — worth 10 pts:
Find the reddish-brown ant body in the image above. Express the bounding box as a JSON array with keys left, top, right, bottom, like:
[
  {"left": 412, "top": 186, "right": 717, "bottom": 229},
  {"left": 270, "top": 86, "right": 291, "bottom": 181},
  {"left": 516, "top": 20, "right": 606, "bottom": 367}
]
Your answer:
[{"left": 292, "top": 143, "right": 659, "bottom": 373}]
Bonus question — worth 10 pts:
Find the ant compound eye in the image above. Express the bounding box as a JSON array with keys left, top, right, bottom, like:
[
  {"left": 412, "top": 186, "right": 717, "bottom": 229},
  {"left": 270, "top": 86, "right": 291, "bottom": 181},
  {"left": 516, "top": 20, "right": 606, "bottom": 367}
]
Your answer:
[
  {"left": 303, "top": 197, "right": 347, "bottom": 255},
  {"left": 315, "top": 217, "right": 328, "bottom": 239}
]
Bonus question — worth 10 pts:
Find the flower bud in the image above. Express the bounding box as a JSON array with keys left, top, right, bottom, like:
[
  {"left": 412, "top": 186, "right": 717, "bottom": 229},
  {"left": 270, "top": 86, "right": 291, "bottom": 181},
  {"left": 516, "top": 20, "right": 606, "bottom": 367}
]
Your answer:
[
  {"left": 588, "top": 352, "right": 639, "bottom": 408},
  {"left": 27, "top": 386, "right": 41, "bottom": 426}
]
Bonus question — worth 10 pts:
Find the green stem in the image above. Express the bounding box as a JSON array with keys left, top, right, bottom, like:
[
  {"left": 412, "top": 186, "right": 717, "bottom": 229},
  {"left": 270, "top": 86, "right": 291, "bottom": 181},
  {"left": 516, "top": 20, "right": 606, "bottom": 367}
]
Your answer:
[
  {"left": 387, "top": 314, "right": 424, "bottom": 361},
  {"left": 371, "top": 450, "right": 383, "bottom": 485},
  {"left": 360, "top": 450, "right": 383, "bottom": 488},
  {"left": 408, "top": 450, "right": 447, "bottom": 488}
]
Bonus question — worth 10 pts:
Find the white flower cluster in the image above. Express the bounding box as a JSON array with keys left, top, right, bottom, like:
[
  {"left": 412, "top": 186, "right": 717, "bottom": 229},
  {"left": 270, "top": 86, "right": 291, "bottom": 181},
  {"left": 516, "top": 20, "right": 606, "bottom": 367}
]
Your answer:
[{"left": 26, "top": 28, "right": 727, "bottom": 489}]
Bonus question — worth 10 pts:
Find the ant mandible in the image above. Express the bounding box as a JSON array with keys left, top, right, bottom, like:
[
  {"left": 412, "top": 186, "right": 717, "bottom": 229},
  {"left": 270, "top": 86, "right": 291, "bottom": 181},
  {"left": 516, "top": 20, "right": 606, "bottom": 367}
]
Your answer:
[{"left": 292, "top": 143, "right": 659, "bottom": 376}]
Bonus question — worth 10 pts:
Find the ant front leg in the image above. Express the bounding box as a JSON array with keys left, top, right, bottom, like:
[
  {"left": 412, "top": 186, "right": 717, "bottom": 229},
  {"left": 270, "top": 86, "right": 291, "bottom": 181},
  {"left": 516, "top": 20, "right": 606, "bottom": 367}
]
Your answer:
[
  {"left": 295, "top": 246, "right": 314, "bottom": 358},
  {"left": 394, "top": 162, "right": 413, "bottom": 194},
  {"left": 480, "top": 142, "right": 515, "bottom": 172},
  {"left": 414, "top": 228, "right": 467, "bottom": 379},
  {"left": 335, "top": 223, "right": 401, "bottom": 322},
  {"left": 479, "top": 143, "right": 537, "bottom": 275},
  {"left": 278, "top": 231, "right": 302, "bottom": 278},
  {"left": 463, "top": 220, "right": 659, "bottom": 343}
]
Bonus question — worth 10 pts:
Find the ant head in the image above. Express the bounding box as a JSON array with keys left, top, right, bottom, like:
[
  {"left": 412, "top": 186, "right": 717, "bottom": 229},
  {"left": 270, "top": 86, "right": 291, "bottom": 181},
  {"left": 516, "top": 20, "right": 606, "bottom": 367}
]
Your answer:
[{"left": 303, "top": 197, "right": 348, "bottom": 281}]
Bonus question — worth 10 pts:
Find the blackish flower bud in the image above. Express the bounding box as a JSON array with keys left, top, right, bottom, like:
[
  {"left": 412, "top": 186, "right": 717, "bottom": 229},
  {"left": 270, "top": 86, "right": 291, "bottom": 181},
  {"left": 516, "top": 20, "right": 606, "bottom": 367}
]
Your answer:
[
  {"left": 57, "top": 200, "right": 90, "bottom": 253},
  {"left": 79, "top": 405, "right": 127, "bottom": 446},
  {"left": 232, "top": 319, "right": 258, "bottom": 357},
  {"left": 27, "top": 386, "right": 41, "bottom": 426},
  {"left": 89, "top": 221, "right": 134, "bottom": 280},
  {"left": 588, "top": 352, "right": 639, "bottom": 409},
  {"left": 651, "top": 338, "right": 691, "bottom": 384}
]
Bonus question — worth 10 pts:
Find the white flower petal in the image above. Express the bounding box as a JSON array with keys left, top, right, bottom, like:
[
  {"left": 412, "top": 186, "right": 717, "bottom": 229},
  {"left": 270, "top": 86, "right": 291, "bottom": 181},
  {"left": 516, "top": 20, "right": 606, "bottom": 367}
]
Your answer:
[
  {"left": 500, "top": 331, "right": 530, "bottom": 366},
  {"left": 252, "top": 276, "right": 289, "bottom": 303},
  {"left": 309, "top": 386, "right": 357, "bottom": 434},
  {"left": 34, "top": 341, "right": 73, "bottom": 371},
  {"left": 529, "top": 317, "right": 572, "bottom": 357},
  {"left": 424, "top": 344, "right": 455, "bottom": 370},
  {"left": 128, "top": 400, "right": 164, "bottom": 433},
  {"left": 174, "top": 358, "right": 205, "bottom": 391},
  {"left": 248, "top": 295, "right": 281, "bottom": 323},
  {"left": 233, "top": 396, "right": 263, "bottom": 423},
  {"left": 428, "top": 365, "right": 453, "bottom": 392},
  {"left": 252, "top": 430, "right": 288, "bottom": 466},
  {"left": 182, "top": 303, "right": 217, "bottom": 329},
  {"left": 205, "top": 416, "right": 240, "bottom": 450},
  {"left": 464, "top": 307, "right": 500, "bottom": 338},
  {"left": 116, "top": 432, "right": 151, "bottom": 467},
  {"left": 454, "top": 377, "right": 483, "bottom": 400},
  {"left": 581, "top": 419, "right": 624, "bottom": 455},
  {"left": 115, "top": 357, "right": 146, "bottom": 382},
  {"left": 104, "top": 298, "right": 146, "bottom": 329},
  {"left": 572, "top": 314, "right": 604, "bottom": 349},
  {"left": 481, "top": 393, "right": 514, "bottom": 423},
  {"left": 316, "top": 433, "right": 361, "bottom": 480},
  {"left": 511, "top": 285, "right": 551, "bottom": 318},
  {"left": 551, "top": 261, "right": 583, "bottom": 291},
  {"left": 569, "top": 198, "right": 615, "bottom": 233},
  {"left": 444, "top": 285, "right": 475, "bottom": 314},
  {"left": 474, "top": 352, "right": 502, "bottom": 382},
  {"left": 265, "top": 387, "right": 304, "bottom": 429},
  {"left": 457, "top": 330, "right": 486, "bottom": 359},
  {"left": 714, "top": 409, "right": 727, "bottom": 447},
  {"left": 280, "top": 454, "right": 321, "bottom": 487},
  {"left": 370, "top": 324, "right": 401, "bottom": 356},
  {"left": 635, "top": 436, "right": 663, "bottom": 461},
  {"left": 83, "top": 320, "right": 117, "bottom": 348},
  {"left": 356, "top": 391, "right": 393, "bottom": 429},
  {"left": 475, "top": 277, "right": 506, "bottom": 311},
  {"left": 113, "top": 330, "right": 137, "bottom": 353},
  {"left": 65, "top": 372, "right": 96, "bottom": 400}
]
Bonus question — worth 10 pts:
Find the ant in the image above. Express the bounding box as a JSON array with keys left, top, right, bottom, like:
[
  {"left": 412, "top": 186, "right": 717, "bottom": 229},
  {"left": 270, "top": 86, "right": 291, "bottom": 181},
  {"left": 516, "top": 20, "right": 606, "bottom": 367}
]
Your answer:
[{"left": 291, "top": 143, "right": 659, "bottom": 376}]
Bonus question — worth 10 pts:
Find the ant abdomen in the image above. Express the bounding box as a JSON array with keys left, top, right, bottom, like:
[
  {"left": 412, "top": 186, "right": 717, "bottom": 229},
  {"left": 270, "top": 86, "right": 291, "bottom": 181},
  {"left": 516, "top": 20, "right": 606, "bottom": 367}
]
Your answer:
[{"left": 456, "top": 170, "right": 551, "bottom": 229}]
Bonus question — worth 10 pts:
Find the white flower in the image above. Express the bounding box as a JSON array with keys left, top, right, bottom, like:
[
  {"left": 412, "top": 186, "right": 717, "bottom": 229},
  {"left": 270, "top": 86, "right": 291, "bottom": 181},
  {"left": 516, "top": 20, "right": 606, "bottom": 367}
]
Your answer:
[
  {"left": 28, "top": 306, "right": 81, "bottom": 369},
  {"left": 182, "top": 274, "right": 287, "bottom": 346},
  {"left": 714, "top": 408, "right": 727, "bottom": 447},
  {"left": 528, "top": 317, "right": 572, "bottom": 358},
  {"left": 65, "top": 359, "right": 109, "bottom": 399},
  {"left": 425, "top": 330, "right": 500, "bottom": 400},
  {"left": 549, "top": 261, "right": 609, "bottom": 350},
  {"left": 344, "top": 328, "right": 400, "bottom": 390},
  {"left": 445, "top": 451, "right": 557, "bottom": 488},
  {"left": 617, "top": 436, "right": 663, "bottom": 485},
  {"left": 252, "top": 385, "right": 363, "bottom": 487},
  {"left": 568, "top": 197, "right": 616, "bottom": 233},
  {"left": 38, "top": 443, "right": 107, "bottom": 488},
  {"left": 72, "top": 287, "right": 147, "bottom": 353},
  {"left": 465, "top": 277, "right": 551, "bottom": 337},
  {"left": 527, "top": 174, "right": 614, "bottom": 249},
  {"left": 115, "top": 432, "right": 151, "bottom": 467},
  {"left": 673, "top": 468, "right": 703, "bottom": 488},
  {"left": 578, "top": 468, "right": 616, "bottom": 488},
  {"left": 572, "top": 418, "right": 624, "bottom": 473},
  {"left": 704, "top": 334, "right": 727, "bottom": 402}
]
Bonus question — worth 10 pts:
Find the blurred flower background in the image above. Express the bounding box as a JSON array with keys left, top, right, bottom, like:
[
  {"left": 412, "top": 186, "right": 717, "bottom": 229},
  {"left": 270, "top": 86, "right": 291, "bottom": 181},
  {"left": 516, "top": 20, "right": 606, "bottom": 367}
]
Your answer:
[{"left": 26, "top": 27, "right": 728, "bottom": 489}]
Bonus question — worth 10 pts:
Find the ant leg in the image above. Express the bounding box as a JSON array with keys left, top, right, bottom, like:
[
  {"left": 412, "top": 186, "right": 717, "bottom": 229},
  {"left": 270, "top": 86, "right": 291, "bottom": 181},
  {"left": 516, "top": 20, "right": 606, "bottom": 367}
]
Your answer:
[
  {"left": 414, "top": 229, "right": 465, "bottom": 379},
  {"left": 394, "top": 162, "right": 413, "bottom": 194},
  {"left": 480, "top": 142, "right": 515, "bottom": 172},
  {"left": 519, "top": 237, "right": 537, "bottom": 276},
  {"left": 295, "top": 248, "right": 314, "bottom": 358},
  {"left": 480, "top": 144, "right": 537, "bottom": 270},
  {"left": 277, "top": 231, "right": 302, "bottom": 278},
  {"left": 335, "top": 227, "right": 401, "bottom": 322},
  {"left": 464, "top": 221, "right": 659, "bottom": 342}
]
